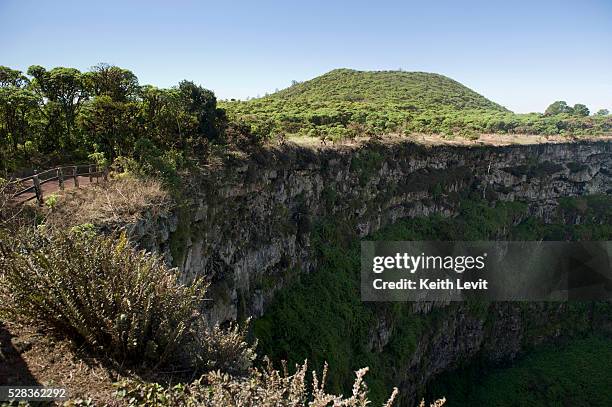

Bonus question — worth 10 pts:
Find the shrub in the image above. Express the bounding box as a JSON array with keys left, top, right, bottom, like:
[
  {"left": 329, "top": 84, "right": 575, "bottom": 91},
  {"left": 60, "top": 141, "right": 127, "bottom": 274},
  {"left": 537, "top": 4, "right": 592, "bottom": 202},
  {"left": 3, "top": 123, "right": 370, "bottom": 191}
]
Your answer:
[
  {"left": 133, "top": 138, "right": 184, "bottom": 186},
  {"left": 44, "top": 193, "right": 59, "bottom": 210},
  {"left": 115, "top": 359, "right": 405, "bottom": 407},
  {"left": 191, "top": 319, "right": 257, "bottom": 375},
  {"left": 0, "top": 229, "right": 207, "bottom": 366},
  {"left": 87, "top": 151, "right": 109, "bottom": 168}
]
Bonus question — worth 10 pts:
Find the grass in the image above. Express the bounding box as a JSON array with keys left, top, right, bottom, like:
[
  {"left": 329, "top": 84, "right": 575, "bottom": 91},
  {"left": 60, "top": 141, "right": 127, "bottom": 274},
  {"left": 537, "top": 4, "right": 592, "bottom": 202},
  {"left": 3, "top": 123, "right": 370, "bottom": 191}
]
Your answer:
[{"left": 45, "top": 176, "right": 171, "bottom": 229}]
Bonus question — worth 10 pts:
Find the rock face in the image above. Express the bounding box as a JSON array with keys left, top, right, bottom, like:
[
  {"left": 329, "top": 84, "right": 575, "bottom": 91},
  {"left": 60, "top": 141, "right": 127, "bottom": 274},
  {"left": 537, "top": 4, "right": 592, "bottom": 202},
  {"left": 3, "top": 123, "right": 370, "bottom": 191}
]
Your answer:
[
  {"left": 130, "top": 139, "right": 611, "bottom": 404},
  {"left": 397, "top": 301, "right": 602, "bottom": 404},
  {"left": 133, "top": 140, "right": 610, "bottom": 323}
]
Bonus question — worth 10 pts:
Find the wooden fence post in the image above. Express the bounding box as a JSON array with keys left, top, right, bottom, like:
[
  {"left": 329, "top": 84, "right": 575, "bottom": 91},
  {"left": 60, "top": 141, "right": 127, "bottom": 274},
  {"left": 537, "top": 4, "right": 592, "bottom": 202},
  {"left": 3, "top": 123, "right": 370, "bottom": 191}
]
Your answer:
[
  {"left": 103, "top": 166, "right": 108, "bottom": 182},
  {"left": 89, "top": 164, "right": 93, "bottom": 183},
  {"left": 73, "top": 166, "right": 79, "bottom": 187},
  {"left": 58, "top": 168, "right": 64, "bottom": 190},
  {"left": 32, "top": 170, "right": 43, "bottom": 206}
]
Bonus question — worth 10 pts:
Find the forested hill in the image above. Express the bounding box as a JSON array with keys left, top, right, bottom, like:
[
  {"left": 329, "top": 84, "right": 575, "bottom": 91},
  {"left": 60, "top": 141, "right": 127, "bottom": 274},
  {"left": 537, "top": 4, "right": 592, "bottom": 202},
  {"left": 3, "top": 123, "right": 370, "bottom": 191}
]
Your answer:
[
  {"left": 221, "top": 69, "right": 610, "bottom": 140},
  {"left": 261, "top": 69, "right": 507, "bottom": 112},
  {"left": 1, "top": 63, "right": 610, "bottom": 177}
]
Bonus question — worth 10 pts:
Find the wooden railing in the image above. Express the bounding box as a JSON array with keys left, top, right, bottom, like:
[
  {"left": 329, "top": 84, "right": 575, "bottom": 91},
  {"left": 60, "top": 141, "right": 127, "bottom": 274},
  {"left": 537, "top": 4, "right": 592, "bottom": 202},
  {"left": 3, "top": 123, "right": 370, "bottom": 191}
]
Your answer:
[{"left": 8, "top": 164, "right": 108, "bottom": 205}]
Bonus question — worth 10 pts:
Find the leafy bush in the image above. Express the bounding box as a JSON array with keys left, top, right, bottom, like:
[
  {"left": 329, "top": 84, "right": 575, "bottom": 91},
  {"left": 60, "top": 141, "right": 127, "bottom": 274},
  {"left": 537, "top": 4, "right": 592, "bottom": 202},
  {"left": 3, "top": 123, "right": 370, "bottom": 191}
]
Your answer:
[
  {"left": 0, "top": 229, "right": 207, "bottom": 366},
  {"left": 44, "top": 193, "right": 59, "bottom": 210},
  {"left": 192, "top": 320, "right": 258, "bottom": 375},
  {"left": 133, "top": 138, "right": 183, "bottom": 185}
]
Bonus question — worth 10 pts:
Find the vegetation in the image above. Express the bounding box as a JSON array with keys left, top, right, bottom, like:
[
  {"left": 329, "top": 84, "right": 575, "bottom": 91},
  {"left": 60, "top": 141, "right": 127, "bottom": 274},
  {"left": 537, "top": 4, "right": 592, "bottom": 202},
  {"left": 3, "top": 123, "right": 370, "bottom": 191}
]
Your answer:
[
  {"left": 0, "top": 229, "right": 207, "bottom": 366},
  {"left": 0, "top": 64, "right": 259, "bottom": 176},
  {"left": 116, "top": 361, "right": 404, "bottom": 407},
  {"left": 253, "top": 195, "right": 612, "bottom": 404},
  {"left": 45, "top": 176, "right": 171, "bottom": 229},
  {"left": 0, "top": 220, "right": 413, "bottom": 405},
  {"left": 2, "top": 65, "right": 610, "bottom": 178},
  {"left": 427, "top": 336, "right": 612, "bottom": 406},
  {"left": 1, "top": 64, "right": 610, "bottom": 405},
  {"left": 222, "top": 69, "right": 612, "bottom": 140}
]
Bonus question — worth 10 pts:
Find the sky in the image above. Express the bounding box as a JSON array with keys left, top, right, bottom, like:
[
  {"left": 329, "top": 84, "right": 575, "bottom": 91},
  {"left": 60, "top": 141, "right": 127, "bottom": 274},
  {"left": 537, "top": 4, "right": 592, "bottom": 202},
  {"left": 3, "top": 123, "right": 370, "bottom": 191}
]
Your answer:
[{"left": 0, "top": 0, "right": 611, "bottom": 113}]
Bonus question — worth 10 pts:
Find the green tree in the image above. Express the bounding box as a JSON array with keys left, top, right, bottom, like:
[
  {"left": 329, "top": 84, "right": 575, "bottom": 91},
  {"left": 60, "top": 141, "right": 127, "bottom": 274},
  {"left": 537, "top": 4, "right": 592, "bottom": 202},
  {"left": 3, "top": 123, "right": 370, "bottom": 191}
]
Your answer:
[
  {"left": 544, "top": 100, "right": 573, "bottom": 116},
  {"left": 178, "top": 80, "right": 220, "bottom": 142},
  {"left": 0, "top": 67, "right": 40, "bottom": 171},
  {"left": 27, "top": 65, "right": 89, "bottom": 151},
  {"left": 0, "top": 66, "right": 29, "bottom": 88},
  {"left": 83, "top": 63, "right": 139, "bottom": 102},
  {"left": 138, "top": 85, "right": 194, "bottom": 150},
  {"left": 0, "top": 87, "right": 39, "bottom": 150},
  {"left": 572, "top": 103, "right": 589, "bottom": 117},
  {"left": 594, "top": 109, "right": 609, "bottom": 116},
  {"left": 78, "top": 95, "right": 139, "bottom": 160}
]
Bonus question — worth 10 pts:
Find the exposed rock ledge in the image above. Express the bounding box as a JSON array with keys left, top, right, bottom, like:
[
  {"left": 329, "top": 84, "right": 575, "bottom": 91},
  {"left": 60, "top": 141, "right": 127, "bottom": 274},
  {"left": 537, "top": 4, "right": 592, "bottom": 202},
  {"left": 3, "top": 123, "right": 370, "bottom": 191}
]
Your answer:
[
  {"left": 126, "top": 139, "right": 611, "bottom": 324},
  {"left": 122, "top": 138, "right": 610, "bottom": 404}
]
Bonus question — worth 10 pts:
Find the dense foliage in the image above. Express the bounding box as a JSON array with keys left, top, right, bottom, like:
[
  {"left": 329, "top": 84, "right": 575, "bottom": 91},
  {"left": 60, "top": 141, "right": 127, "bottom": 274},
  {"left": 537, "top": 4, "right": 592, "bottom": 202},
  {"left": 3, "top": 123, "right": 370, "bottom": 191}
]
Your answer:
[
  {"left": 0, "top": 64, "right": 256, "bottom": 176},
  {"left": 427, "top": 336, "right": 612, "bottom": 406},
  {"left": 2, "top": 65, "right": 610, "bottom": 175},
  {"left": 253, "top": 195, "right": 612, "bottom": 404},
  {"left": 222, "top": 69, "right": 612, "bottom": 141}
]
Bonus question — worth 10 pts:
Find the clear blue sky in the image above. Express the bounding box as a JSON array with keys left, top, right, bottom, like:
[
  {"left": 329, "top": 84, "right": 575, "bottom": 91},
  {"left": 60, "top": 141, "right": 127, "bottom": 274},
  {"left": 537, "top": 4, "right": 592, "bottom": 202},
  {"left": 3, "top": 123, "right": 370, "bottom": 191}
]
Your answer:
[{"left": 1, "top": 0, "right": 610, "bottom": 113}]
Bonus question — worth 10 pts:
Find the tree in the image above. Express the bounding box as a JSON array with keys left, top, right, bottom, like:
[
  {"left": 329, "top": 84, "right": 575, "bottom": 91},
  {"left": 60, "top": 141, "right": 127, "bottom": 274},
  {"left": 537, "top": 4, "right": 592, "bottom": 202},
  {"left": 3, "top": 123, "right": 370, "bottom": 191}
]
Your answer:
[
  {"left": 138, "top": 85, "right": 187, "bottom": 149},
  {"left": 83, "top": 63, "right": 139, "bottom": 102},
  {"left": 27, "top": 65, "right": 88, "bottom": 151},
  {"left": 0, "top": 66, "right": 29, "bottom": 88},
  {"left": 0, "top": 87, "right": 39, "bottom": 149},
  {"left": 544, "top": 101, "right": 573, "bottom": 116},
  {"left": 78, "top": 95, "right": 139, "bottom": 160},
  {"left": 0, "top": 68, "right": 40, "bottom": 171},
  {"left": 594, "top": 109, "right": 609, "bottom": 116},
  {"left": 572, "top": 103, "right": 589, "bottom": 117},
  {"left": 178, "top": 80, "right": 220, "bottom": 142}
]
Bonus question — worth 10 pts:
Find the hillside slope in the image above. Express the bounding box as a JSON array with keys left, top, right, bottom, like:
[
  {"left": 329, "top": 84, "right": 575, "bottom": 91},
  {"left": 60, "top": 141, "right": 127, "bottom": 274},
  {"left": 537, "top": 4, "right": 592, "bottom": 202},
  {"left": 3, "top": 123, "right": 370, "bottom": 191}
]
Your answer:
[
  {"left": 221, "top": 69, "right": 610, "bottom": 139},
  {"left": 222, "top": 69, "right": 512, "bottom": 139},
  {"left": 265, "top": 68, "right": 507, "bottom": 112}
]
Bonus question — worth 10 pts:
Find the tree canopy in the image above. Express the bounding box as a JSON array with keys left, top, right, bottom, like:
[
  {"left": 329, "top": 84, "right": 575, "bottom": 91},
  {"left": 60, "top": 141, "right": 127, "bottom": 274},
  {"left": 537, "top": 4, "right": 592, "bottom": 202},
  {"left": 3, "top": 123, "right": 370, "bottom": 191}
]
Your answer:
[
  {"left": 1, "top": 65, "right": 610, "bottom": 176},
  {"left": 0, "top": 64, "right": 240, "bottom": 175}
]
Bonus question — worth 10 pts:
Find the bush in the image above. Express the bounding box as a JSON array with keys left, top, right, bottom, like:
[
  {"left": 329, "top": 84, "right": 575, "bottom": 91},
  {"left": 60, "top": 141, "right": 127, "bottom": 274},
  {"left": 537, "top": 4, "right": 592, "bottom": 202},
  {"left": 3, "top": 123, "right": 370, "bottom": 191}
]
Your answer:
[
  {"left": 0, "top": 229, "right": 207, "bottom": 366},
  {"left": 192, "top": 320, "right": 257, "bottom": 375},
  {"left": 116, "top": 360, "right": 404, "bottom": 407}
]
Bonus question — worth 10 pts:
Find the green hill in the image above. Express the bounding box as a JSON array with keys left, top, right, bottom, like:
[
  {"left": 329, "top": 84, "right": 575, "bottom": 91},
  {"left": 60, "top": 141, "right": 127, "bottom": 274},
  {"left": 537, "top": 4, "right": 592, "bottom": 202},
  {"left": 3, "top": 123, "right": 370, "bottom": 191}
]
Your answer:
[
  {"left": 221, "top": 69, "right": 610, "bottom": 140},
  {"left": 264, "top": 68, "right": 507, "bottom": 112}
]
